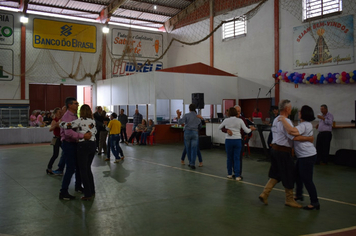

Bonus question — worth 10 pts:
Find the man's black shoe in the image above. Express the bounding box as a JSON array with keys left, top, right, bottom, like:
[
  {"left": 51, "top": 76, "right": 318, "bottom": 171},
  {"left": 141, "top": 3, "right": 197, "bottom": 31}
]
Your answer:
[
  {"left": 75, "top": 187, "right": 84, "bottom": 193},
  {"left": 59, "top": 192, "right": 75, "bottom": 200},
  {"left": 190, "top": 166, "right": 196, "bottom": 170}
]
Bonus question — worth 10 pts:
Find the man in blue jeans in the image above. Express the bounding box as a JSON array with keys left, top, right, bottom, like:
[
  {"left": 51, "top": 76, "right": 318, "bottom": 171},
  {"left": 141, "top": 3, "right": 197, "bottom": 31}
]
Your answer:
[
  {"left": 59, "top": 97, "right": 91, "bottom": 200},
  {"left": 177, "top": 104, "right": 203, "bottom": 170}
]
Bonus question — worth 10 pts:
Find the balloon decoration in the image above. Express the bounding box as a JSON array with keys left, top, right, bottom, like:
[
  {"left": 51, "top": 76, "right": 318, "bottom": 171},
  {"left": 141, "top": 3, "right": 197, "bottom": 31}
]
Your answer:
[{"left": 275, "top": 70, "right": 356, "bottom": 85}]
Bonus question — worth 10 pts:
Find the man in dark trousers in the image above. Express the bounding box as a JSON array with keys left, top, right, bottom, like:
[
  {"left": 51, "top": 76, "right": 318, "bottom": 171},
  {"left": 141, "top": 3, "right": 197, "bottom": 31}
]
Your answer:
[
  {"left": 118, "top": 109, "right": 128, "bottom": 143},
  {"left": 315, "top": 104, "right": 334, "bottom": 165},
  {"left": 59, "top": 97, "right": 91, "bottom": 200},
  {"left": 93, "top": 106, "right": 104, "bottom": 151}
]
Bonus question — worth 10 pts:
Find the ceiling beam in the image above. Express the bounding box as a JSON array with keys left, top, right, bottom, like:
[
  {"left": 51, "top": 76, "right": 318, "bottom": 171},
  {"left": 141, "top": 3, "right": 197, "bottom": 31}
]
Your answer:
[
  {"left": 111, "top": 15, "right": 164, "bottom": 25},
  {"left": 19, "top": 0, "right": 29, "bottom": 13},
  {"left": 129, "top": 0, "right": 185, "bottom": 10},
  {"left": 164, "top": 0, "right": 209, "bottom": 31},
  {"left": 98, "top": 0, "right": 126, "bottom": 24},
  {"left": 28, "top": 2, "right": 100, "bottom": 15},
  {"left": 119, "top": 5, "right": 175, "bottom": 17},
  {"left": 106, "top": 0, "right": 126, "bottom": 15}
]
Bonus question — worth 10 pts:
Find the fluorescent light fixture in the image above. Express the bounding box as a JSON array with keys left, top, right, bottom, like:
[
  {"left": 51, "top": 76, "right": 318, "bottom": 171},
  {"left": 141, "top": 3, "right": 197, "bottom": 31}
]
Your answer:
[
  {"left": 108, "top": 21, "right": 160, "bottom": 32},
  {"left": 26, "top": 10, "right": 98, "bottom": 23},
  {"left": 20, "top": 16, "right": 28, "bottom": 24},
  {"left": 102, "top": 26, "right": 109, "bottom": 34},
  {"left": 154, "top": 5, "right": 157, "bottom": 10},
  {"left": 0, "top": 6, "right": 19, "bottom": 12}
]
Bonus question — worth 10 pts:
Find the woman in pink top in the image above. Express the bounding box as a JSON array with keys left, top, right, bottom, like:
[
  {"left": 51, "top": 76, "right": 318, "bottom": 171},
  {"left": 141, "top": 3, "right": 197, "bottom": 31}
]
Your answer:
[
  {"left": 29, "top": 110, "right": 37, "bottom": 126},
  {"left": 37, "top": 111, "right": 45, "bottom": 126}
]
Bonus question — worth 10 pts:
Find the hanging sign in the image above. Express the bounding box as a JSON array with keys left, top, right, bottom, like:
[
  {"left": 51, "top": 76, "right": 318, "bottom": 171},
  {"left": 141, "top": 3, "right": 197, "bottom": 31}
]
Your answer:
[
  {"left": 293, "top": 15, "right": 354, "bottom": 69},
  {"left": 0, "top": 48, "right": 13, "bottom": 81},
  {"left": 0, "top": 12, "right": 14, "bottom": 45},
  {"left": 112, "top": 60, "right": 163, "bottom": 77},
  {"left": 111, "top": 28, "right": 163, "bottom": 59},
  {"left": 33, "top": 18, "right": 97, "bottom": 53}
]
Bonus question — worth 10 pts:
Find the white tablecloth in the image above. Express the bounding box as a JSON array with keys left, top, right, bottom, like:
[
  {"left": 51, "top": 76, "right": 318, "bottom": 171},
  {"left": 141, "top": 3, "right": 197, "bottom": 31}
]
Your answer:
[{"left": 0, "top": 127, "right": 53, "bottom": 145}]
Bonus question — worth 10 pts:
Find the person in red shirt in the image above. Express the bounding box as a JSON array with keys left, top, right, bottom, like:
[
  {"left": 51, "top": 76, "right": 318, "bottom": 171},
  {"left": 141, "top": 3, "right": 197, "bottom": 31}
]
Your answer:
[{"left": 252, "top": 108, "right": 262, "bottom": 119}]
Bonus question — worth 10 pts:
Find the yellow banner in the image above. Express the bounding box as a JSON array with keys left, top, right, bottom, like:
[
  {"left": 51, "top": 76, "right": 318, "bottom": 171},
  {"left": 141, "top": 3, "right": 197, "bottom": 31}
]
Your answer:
[{"left": 33, "top": 18, "right": 96, "bottom": 53}]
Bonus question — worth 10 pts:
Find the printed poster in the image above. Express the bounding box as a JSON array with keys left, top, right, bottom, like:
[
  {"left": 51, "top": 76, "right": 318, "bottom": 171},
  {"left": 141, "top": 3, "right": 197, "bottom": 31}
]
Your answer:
[
  {"left": 33, "top": 18, "right": 97, "bottom": 53},
  {"left": 111, "top": 28, "right": 163, "bottom": 59},
  {"left": 293, "top": 15, "right": 354, "bottom": 69},
  {"left": 112, "top": 60, "right": 163, "bottom": 77},
  {"left": 0, "top": 48, "right": 13, "bottom": 81},
  {"left": 0, "top": 12, "right": 14, "bottom": 45}
]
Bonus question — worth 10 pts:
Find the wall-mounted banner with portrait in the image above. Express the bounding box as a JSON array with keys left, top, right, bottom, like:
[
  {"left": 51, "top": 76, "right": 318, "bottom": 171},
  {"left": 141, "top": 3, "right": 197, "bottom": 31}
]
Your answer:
[{"left": 293, "top": 15, "right": 354, "bottom": 69}]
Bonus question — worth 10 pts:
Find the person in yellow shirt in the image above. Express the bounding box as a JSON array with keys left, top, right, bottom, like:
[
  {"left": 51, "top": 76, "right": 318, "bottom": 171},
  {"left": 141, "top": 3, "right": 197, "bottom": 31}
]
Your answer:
[{"left": 105, "top": 113, "right": 125, "bottom": 163}]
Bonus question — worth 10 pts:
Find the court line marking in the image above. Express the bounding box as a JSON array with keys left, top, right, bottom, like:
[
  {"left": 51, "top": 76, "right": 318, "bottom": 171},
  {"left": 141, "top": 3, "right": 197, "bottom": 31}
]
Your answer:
[
  {"left": 300, "top": 226, "right": 356, "bottom": 236},
  {"left": 128, "top": 156, "right": 356, "bottom": 208}
]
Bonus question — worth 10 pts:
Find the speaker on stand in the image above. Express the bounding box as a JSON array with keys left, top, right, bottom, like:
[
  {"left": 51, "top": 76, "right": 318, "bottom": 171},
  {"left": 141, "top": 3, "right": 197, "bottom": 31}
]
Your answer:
[
  {"left": 192, "top": 93, "right": 205, "bottom": 109},
  {"left": 191, "top": 93, "right": 211, "bottom": 149}
]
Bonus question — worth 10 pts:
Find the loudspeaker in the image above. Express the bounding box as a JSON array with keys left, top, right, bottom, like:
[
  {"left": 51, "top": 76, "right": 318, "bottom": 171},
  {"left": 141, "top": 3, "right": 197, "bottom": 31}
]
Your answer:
[{"left": 192, "top": 93, "right": 204, "bottom": 109}]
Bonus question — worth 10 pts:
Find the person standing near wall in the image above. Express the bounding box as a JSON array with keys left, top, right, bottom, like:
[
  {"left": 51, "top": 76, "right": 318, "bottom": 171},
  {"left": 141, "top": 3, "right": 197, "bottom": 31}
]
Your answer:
[
  {"left": 133, "top": 109, "right": 143, "bottom": 131},
  {"left": 118, "top": 109, "right": 128, "bottom": 144},
  {"left": 315, "top": 104, "right": 334, "bottom": 165},
  {"left": 94, "top": 106, "right": 104, "bottom": 152},
  {"left": 98, "top": 111, "right": 108, "bottom": 155}
]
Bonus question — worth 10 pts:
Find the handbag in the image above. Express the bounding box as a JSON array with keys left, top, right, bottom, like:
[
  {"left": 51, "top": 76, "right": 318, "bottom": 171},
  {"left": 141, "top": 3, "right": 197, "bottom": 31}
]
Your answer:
[{"left": 51, "top": 137, "right": 58, "bottom": 145}]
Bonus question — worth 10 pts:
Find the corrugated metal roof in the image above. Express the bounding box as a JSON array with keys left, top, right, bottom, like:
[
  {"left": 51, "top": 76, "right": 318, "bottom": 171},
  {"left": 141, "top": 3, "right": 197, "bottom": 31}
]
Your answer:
[{"left": 0, "top": 0, "right": 195, "bottom": 29}]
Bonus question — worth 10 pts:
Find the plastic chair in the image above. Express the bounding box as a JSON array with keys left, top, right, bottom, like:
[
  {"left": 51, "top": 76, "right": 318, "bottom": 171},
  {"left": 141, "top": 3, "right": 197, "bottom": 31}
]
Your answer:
[{"left": 147, "top": 133, "right": 155, "bottom": 145}]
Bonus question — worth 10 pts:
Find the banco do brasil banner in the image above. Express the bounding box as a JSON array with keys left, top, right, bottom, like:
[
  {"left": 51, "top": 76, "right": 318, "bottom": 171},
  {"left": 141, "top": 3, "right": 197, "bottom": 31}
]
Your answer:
[{"left": 33, "top": 18, "right": 96, "bottom": 53}]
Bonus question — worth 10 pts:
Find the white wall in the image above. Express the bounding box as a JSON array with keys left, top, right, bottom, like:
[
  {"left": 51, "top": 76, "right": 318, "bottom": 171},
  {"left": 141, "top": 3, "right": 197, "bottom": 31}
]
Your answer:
[
  {"left": 279, "top": 0, "right": 356, "bottom": 122},
  {"left": 98, "top": 72, "right": 238, "bottom": 106},
  {"left": 166, "top": 0, "right": 356, "bottom": 122}
]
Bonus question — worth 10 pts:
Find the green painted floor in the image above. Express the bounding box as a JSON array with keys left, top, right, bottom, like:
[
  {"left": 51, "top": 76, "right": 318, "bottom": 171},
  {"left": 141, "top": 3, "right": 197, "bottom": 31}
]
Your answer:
[{"left": 0, "top": 143, "right": 355, "bottom": 236}]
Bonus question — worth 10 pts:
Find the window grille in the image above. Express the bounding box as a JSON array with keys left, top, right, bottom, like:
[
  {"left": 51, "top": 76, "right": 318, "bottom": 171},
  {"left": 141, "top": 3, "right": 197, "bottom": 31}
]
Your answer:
[
  {"left": 222, "top": 16, "right": 246, "bottom": 40},
  {"left": 303, "top": 0, "right": 342, "bottom": 21}
]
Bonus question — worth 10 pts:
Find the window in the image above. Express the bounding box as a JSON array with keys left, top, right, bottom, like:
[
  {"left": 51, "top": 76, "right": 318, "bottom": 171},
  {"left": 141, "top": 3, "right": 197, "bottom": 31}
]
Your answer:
[
  {"left": 170, "top": 99, "right": 183, "bottom": 122},
  {"left": 303, "top": 0, "right": 342, "bottom": 21},
  {"left": 222, "top": 16, "right": 246, "bottom": 40}
]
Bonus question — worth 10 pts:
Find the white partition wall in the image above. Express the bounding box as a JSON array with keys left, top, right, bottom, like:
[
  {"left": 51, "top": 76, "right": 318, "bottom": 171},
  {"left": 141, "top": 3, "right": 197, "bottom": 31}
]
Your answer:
[
  {"left": 155, "top": 72, "right": 238, "bottom": 104},
  {"left": 97, "top": 79, "right": 112, "bottom": 107},
  {"left": 96, "top": 70, "right": 238, "bottom": 119},
  {"left": 112, "top": 76, "right": 129, "bottom": 105}
]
